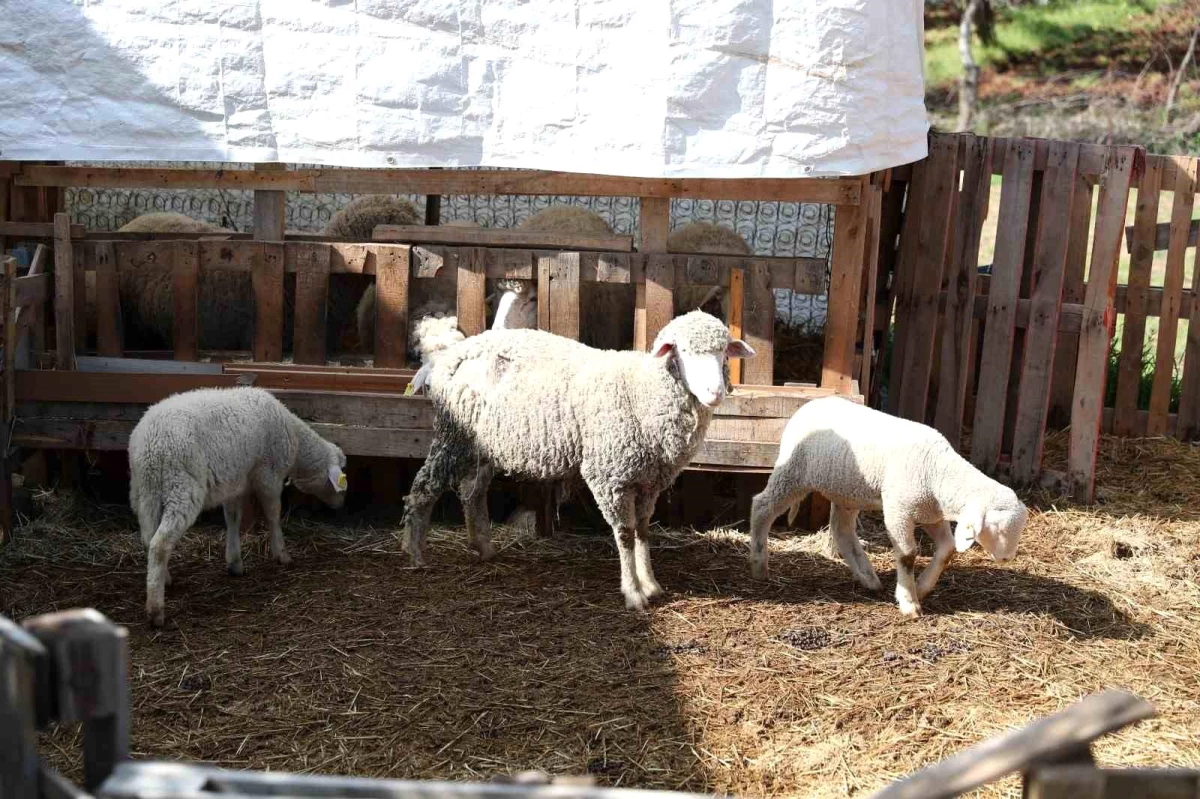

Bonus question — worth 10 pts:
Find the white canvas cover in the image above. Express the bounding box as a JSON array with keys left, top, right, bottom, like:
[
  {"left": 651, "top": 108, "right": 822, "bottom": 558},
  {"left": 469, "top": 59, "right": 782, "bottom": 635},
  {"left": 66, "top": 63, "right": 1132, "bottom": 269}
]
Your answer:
[{"left": 0, "top": 0, "right": 928, "bottom": 178}]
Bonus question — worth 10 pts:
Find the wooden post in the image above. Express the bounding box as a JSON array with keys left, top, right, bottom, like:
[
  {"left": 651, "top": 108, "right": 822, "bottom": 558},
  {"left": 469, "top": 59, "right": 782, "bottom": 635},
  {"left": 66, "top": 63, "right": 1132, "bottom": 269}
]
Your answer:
[
  {"left": 1047, "top": 173, "right": 1096, "bottom": 428},
  {"left": 456, "top": 248, "right": 487, "bottom": 338},
  {"left": 93, "top": 242, "right": 122, "bottom": 357},
  {"left": 857, "top": 173, "right": 885, "bottom": 399},
  {"left": 1068, "top": 146, "right": 1141, "bottom": 500},
  {"left": 251, "top": 242, "right": 285, "bottom": 362},
  {"left": 635, "top": 198, "right": 671, "bottom": 350},
  {"left": 742, "top": 260, "right": 775, "bottom": 386},
  {"left": 23, "top": 609, "right": 131, "bottom": 793},
  {"left": 543, "top": 252, "right": 581, "bottom": 340},
  {"left": 53, "top": 213, "right": 75, "bottom": 370},
  {"left": 728, "top": 267, "right": 745, "bottom": 384},
  {"left": 172, "top": 240, "right": 199, "bottom": 361},
  {"left": 292, "top": 243, "right": 331, "bottom": 366},
  {"left": 252, "top": 164, "right": 287, "bottom": 241},
  {"left": 822, "top": 175, "right": 874, "bottom": 396},
  {"left": 0, "top": 616, "right": 44, "bottom": 799},
  {"left": 373, "top": 246, "right": 410, "bottom": 368}
]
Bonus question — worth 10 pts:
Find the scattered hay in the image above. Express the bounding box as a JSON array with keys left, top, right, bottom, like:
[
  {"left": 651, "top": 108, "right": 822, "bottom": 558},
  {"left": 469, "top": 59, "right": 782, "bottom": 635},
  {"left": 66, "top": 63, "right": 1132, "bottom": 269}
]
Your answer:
[{"left": 3, "top": 435, "right": 1200, "bottom": 798}]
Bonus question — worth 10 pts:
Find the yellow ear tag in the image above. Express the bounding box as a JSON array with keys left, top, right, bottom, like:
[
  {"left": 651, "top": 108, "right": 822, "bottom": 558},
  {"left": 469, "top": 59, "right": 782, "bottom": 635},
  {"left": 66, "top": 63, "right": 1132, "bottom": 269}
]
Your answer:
[
  {"left": 337, "top": 473, "right": 348, "bottom": 490},
  {"left": 403, "top": 383, "right": 416, "bottom": 396}
]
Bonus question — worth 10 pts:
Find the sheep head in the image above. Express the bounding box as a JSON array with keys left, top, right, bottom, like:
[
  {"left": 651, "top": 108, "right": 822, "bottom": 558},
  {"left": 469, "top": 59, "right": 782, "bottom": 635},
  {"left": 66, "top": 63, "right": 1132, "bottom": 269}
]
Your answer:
[{"left": 651, "top": 310, "right": 754, "bottom": 409}]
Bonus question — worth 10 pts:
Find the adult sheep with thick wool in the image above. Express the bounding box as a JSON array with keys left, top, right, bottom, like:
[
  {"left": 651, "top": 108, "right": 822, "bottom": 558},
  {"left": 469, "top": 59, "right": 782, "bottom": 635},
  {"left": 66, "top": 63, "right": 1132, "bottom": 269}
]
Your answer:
[
  {"left": 130, "top": 386, "right": 348, "bottom": 626},
  {"left": 401, "top": 310, "right": 755, "bottom": 611},
  {"left": 748, "top": 397, "right": 1029, "bottom": 618}
]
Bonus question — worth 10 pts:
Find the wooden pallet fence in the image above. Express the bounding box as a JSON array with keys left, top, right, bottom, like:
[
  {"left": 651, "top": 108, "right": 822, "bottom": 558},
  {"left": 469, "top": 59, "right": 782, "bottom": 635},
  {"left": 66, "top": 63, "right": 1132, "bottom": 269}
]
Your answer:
[{"left": 885, "top": 134, "right": 1142, "bottom": 497}]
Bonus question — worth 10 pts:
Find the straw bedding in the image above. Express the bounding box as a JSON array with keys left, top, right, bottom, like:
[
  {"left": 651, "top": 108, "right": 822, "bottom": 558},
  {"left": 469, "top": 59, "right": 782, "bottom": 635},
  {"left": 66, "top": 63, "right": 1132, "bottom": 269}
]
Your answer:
[{"left": 2, "top": 434, "right": 1199, "bottom": 798}]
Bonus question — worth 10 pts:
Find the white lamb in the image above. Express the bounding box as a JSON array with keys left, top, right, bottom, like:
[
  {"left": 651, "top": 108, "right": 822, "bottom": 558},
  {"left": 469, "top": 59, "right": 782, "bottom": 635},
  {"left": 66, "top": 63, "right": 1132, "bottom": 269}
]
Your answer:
[
  {"left": 129, "top": 386, "right": 349, "bottom": 626},
  {"left": 748, "top": 397, "right": 1028, "bottom": 618}
]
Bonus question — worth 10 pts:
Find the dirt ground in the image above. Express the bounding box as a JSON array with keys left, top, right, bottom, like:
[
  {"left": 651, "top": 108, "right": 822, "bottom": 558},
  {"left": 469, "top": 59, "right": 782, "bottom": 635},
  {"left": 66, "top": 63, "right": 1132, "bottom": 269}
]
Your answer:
[{"left": 2, "top": 434, "right": 1199, "bottom": 798}]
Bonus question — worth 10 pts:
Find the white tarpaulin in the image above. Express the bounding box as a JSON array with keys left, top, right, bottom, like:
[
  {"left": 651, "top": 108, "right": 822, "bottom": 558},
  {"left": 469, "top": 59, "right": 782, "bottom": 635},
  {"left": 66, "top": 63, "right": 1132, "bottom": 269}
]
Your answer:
[{"left": 0, "top": 0, "right": 928, "bottom": 178}]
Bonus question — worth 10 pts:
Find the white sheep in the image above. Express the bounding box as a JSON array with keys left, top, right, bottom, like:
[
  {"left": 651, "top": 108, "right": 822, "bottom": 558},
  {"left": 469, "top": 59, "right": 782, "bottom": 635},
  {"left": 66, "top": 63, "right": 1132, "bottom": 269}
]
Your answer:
[
  {"left": 129, "top": 386, "right": 349, "bottom": 626},
  {"left": 748, "top": 397, "right": 1028, "bottom": 618},
  {"left": 402, "top": 310, "right": 755, "bottom": 611}
]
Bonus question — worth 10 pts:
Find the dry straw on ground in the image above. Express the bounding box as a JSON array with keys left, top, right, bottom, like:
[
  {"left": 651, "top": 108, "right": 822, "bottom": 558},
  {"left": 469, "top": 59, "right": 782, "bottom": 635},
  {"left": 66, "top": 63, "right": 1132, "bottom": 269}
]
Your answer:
[{"left": 2, "top": 434, "right": 1198, "bottom": 798}]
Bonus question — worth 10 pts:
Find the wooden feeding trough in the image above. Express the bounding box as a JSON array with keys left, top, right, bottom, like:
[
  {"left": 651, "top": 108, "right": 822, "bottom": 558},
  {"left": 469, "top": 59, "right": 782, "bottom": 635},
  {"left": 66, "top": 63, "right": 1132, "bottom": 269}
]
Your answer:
[{"left": 0, "top": 164, "right": 883, "bottom": 537}]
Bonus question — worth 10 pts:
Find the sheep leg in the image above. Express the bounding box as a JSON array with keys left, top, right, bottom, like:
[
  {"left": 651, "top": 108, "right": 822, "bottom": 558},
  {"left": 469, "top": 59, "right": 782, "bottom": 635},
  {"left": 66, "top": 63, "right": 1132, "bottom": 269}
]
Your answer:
[
  {"left": 401, "top": 443, "right": 461, "bottom": 568},
  {"left": 588, "top": 480, "right": 646, "bottom": 611},
  {"left": 916, "top": 521, "right": 956, "bottom": 600},
  {"left": 458, "top": 463, "right": 496, "bottom": 561},
  {"left": 254, "top": 487, "right": 290, "bottom": 566},
  {"left": 748, "top": 474, "right": 807, "bottom": 580},
  {"left": 830, "top": 504, "right": 882, "bottom": 592},
  {"left": 145, "top": 504, "right": 202, "bottom": 627},
  {"left": 223, "top": 499, "right": 245, "bottom": 577},
  {"left": 883, "top": 509, "right": 921, "bottom": 619},
  {"left": 633, "top": 489, "right": 664, "bottom": 601}
]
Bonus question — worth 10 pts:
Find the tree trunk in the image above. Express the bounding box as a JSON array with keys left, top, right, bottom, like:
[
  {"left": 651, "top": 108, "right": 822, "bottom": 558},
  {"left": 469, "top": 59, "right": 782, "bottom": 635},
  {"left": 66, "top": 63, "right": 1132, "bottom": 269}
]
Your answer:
[
  {"left": 957, "top": 0, "right": 983, "bottom": 132},
  {"left": 1164, "top": 24, "right": 1199, "bottom": 128}
]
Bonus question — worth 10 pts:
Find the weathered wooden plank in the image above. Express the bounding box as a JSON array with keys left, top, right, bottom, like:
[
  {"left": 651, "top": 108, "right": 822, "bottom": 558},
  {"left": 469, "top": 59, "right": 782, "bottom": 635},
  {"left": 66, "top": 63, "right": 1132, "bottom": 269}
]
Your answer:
[
  {"left": 0, "top": 615, "right": 44, "bottom": 799},
  {"left": 1113, "top": 160, "right": 1163, "bottom": 437},
  {"left": 273, "top": 390, "right": 435, "bottom": 430},
  {"left": 172, "top": 240, "right": 199, "bottom": 361},
  {"left": 17, "top": 165, "right": 864, "bottom": 205},
  {"left": 742, "top": 260, "right": 775, "bottom": 385},
  {"left": 858, "top": 175, "right": 886, "bottom": 398},
  {"left": 545, "top": 252, "right": 582, "bottom": 341},
  {"left": 934, "top": 135, "right": 993, "bottom": 443},
  {"left": 53, "top": 213, "right": 76, "bottom": 370},
  {"left": 822, "top": 181, "right": 873, "bottom": 395},
  {"left": 1181, "top": 226, "right": 1200, "bottom": 440},
  {"left": 291, "top": 243, "right": 331, "bottom": 365},
  {"left": 970, "top": 139, "right": 1036, "bottom": 472},
  {"left": 0, "top": 221, "right": 84, "bottom": 238},
  {"left": 635, "top": 198, "right": 671, "bottom": 350},
  {"left": 76, "top": 356, "right": 223, "bottom": 375},
  {"left": 643, "top": 255, "right": 676, "bottom": 353},
  {"left": 708, "top": 416, "right": 788, "bottom": 443},
  {"left": 373, "top": 245, "right": 410, "bottom": 369},
  {"left": 1048, "top": 172, "right": 1096, "bottom": 427},
  {"left": 3, "top": 259, "right": 15, "bottom": 429},
  {"left": 92, "top": 242, "right": 122, "bottom": 357},
  {"left": 727, "top": 266, "right": 746, "bottom": 384},
  {"left": 869, "top": 690, "right": 1154, "bottom": 799},
  {"left": 1124, "top": 214, "right": 1199, "bottom": 253},
  {"left": 453, "top": 247, "right": 487, "bottom": 339},
  {"left": 71, "top": 242, "right": 87, "bottom": 352},
  {"left": 375, "top": 225, "right": 634, "bottom": 253},
  {"left": 1069, "top": 146, "right": 1142, "bottom": 499},
  {"left": 251, "top": 242, "right": 285, "bottom": 362},
  {"left": 692, "top": 439, "right": 781, "bottom": 469},
  {"left": 252, "top": 165, "right": 287, "bottom": 241},
  {"left": 1010, "top": 142, "right": 1082, "bottom": 484},
  {"left": 895, "top": 136, "right": 959, "bottom": 421},
  {"left": 15, "top": 370, "right": 248, "bottom": 404},
  {"left": 1147, "top": 157, "right": 1197, "bottom": 436},
  {"left": 887, "top": 155, "right": 931, "bottom": 414}
]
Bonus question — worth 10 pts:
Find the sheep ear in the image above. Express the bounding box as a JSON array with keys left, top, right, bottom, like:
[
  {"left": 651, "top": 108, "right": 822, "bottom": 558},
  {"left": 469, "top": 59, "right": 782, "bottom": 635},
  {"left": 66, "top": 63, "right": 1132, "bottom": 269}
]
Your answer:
[
  {"left": 651, "top": 339, "right": 675, "bottom": 359},
  {"left": 955, "top": 504, "right": 984, "bottom": 552},
  {"left": 726, "top": 339, "right": 755, "bottom": 359},
  {"left": 328, "top": 464, "right": 348, "bottom": 492}
]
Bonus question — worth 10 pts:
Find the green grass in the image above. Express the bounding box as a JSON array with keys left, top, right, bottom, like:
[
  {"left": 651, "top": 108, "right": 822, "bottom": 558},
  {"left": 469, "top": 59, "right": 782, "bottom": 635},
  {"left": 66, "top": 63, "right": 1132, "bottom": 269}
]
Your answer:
[
  {"left": 924, "top": 0, "right": 1162, "bottom": 88},
  {"left": 1105, "top": 334, "right": 1184, "bottom": 412}
]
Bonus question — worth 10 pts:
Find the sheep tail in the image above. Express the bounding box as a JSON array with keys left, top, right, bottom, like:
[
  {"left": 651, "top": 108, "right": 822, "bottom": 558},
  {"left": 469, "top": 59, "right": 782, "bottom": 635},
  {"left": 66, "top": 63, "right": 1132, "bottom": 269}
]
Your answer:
[
  {"left": 135, "top": 492, "right": 163, "bottom": 547},
  {"left": 785, "top": 498, "right": 803, "bottom": 528}
]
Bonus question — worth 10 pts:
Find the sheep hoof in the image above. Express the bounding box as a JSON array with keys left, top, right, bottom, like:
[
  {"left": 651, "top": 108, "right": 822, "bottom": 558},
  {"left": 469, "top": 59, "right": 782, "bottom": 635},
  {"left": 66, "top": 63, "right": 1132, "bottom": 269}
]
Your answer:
[
  {"left": 642, "top": 580, "right": 665, "bottom": 600},
  {"left": 146, "top": 604, "right": 166, "bottom": 627},
  {"left": 474, "top": 542, "right": 497, "bottom": 562},
  {"left": 274, "top": 551, "right": 292, "bottom": 566},
  {"left": 897, "top": 601, "right": 922, "bottom": 620},
  {"left": 623, "top": 592, "right": 650, "bottom": 612},
  {"left": 750, "top": 562, "right": 769, "bottom": 581},
  {"left": 227, "top": 561, "right": 245, "bottom": 577},
  {"left": 861, "top": 574, "right": 883, "bottom": 592}
]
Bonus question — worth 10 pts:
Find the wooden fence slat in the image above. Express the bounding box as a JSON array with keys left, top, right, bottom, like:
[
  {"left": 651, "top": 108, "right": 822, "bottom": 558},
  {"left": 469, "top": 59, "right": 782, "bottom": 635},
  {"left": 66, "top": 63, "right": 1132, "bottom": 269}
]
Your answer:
[
  {"left": 858, "top": 176, "right": 885, "bottom": 399},
  {"left": 1010, "top": 141, "right": 1082, "bottom": 484},
  {"left": 873, "top": 177, "right": 908, "bottom": 409},
  {"left": 53, "top": 213, "right": 75, "bottom": 370},
  {"left": 93, "top": 242, "right": 121, "bottom": 357},
  {"left": 636, "top": 198, "right": 671, "bottom": 351},
  {"left": 934, "top": 135, "right": 993, "bottom": 444},
  {"left": 888, "top": 153, "right": 932, "bottom": 414},
  {"left": 251, "top": 242, "right": 285, "bottom": 362},
  {"left": 1147, "top": 157, "right": 1197, "bottom": 436},
  {"left": 895, "top": 135, "right": 959, "bottom": 422},
  {"left": 71, "top": 242, "right": 86, "bottom": 353},
  {"left": 4, "top": 259, "right": 15, "bottom": 433},
  {"left": 644, "top": 255, "right": 675, "bottom": 352},
  {"left": 822, "top": 176, "right": 872, "bottom": 394},
  {"left": 1048, "top": 172, "right": 1096, "bottom": 427},
  {"left": 373, "top": 246, "right": 410, "bottom": 369},
  {"left": 456, "top": 248, "right": 487, "bottom": 338},
  {"left": 537, "top": 255, "right": 552, "bottom": 333},
  {"left": 970, "top": 139, "right": 1037, "bottom": 472},
  {"left": 728, "top": 267, "right": 745, "bottom": 384},
  {"left": 292, "top": 243, "right": 331, "bottom": 366},
  {"left": 172, "top": 241, "right": 199, "bottom": 361},
  {"left": 252, "top": 165, "right": 287, "bottom": 241},
  {"left": 742, "top": 261, "right": 775, "bottom": 386},
  {"left": 1069, "top": 146, "right": 1142, "bottom": 499},
  {"left": 547, "top": 252, "right": 581, "bottom": 340},
  {"left": 1113, "top": 160, "right": 1163, "bottom": 436},
  {"left": 0, "top": 616, "right": 44, "bottom": 799}
]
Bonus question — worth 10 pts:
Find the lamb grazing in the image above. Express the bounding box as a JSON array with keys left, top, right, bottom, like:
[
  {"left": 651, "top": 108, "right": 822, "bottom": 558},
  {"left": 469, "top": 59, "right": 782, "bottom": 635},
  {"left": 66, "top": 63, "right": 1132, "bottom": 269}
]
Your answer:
[
  {"left": 401, "top": 310, "right": 755, "bottom": 611},
  {"left": 517, "top": 206, "right": 634, "bottom": 351},
  {"left": 667, "top": 221, "right": 753, "bottom": 319},
  {"left": 748, "top": 397, "right": 1029, "bottom": 618},
  {"left": 129, "top": 386, "right": 348, "bottom": 626}
]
